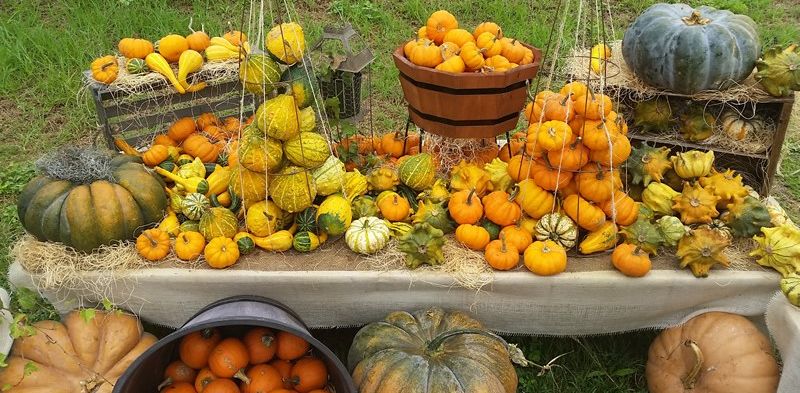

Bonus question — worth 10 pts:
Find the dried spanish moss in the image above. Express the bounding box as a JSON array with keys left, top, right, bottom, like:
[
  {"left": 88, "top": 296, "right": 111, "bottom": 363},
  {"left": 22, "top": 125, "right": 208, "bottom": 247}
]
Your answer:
[{"left": 35, "top": 147, "right": 115, "bottom": 183}]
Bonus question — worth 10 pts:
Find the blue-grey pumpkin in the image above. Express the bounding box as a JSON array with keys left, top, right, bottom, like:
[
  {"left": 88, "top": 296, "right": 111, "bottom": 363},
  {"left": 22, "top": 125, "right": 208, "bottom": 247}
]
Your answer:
[{"left": 622, "top": 3, "right": 760, "bottom": 94}]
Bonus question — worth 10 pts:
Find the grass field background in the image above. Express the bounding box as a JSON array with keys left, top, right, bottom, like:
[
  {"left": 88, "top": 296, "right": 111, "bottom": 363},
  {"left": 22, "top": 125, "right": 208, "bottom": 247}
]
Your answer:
[{"left": 0, "top": 1, "right": 798, "bottom": 391}]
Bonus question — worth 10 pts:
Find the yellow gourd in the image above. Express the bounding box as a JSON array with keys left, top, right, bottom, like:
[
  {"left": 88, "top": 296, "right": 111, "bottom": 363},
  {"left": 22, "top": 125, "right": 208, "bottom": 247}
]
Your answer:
[
  {"left": 177, "top": 49, "right": 207, "bottom": 92},
  {"left": 252, "top": 230, "right": 294, "bottom": 252},
  {"left": 154, "top": 166, "right": 209, "bottom": 194},
  {"left": 158, "top": 209, "right": 181, "bottom": 236},
  {"left": 205, "top": 165, "right": 232, "bottom": 196},
  {"left": 145, "top": 53, "right": 185, "bottom": 93},
  {"left": 578, "top": 221, "right": 618, "bottom": 254},
  {"left": 205, "top": 37, "right": 250, "bottom": 61}
]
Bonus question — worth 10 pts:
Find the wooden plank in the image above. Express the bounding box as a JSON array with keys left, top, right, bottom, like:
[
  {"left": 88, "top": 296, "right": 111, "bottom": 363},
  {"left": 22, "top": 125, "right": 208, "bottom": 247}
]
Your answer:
[
  {"left": 110, "top": 95, "right": 255, "bottom": 133},
  {"left": 763, "top": 95, "right": 796, "bottom": 194},
  {"left": 627, "top": 133, "right": 769, "bottom": 160},
  {"left": 101, "top": 81, "right": 246, "bottom": 118}
]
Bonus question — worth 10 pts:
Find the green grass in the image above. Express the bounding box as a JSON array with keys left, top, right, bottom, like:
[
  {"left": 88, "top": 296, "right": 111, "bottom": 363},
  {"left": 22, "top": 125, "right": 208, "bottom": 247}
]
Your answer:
[{"left": 0, "top": 1, "right": 798, "bottom": 391}]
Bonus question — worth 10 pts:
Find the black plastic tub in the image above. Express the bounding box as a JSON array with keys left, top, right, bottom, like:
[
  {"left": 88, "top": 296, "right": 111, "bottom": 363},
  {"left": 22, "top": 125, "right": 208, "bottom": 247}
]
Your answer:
[{"left": 113, "top": 295, "right": 356, "bottom": 393}]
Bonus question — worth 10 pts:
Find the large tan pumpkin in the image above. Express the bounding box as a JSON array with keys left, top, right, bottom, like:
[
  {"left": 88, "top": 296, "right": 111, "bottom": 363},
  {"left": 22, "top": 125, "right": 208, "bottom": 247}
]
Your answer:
[
  {"left": 646, "top": 311, "right": 779, "bottom": 393},
  {"left": 0, "top": 309, "right": 156, "bottom": 393},
  {"left": 348, "top": 307, "right": 519, "bottom": 393}
]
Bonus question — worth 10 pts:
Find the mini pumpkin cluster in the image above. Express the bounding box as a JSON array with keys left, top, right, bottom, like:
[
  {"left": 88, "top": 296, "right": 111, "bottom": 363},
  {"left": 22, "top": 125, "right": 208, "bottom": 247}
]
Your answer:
[
  {"left": 402, "top": 11, "right": 536, "bottom": 73},
  {"left": 158, "top": 327, "right": 332, "bottom": 393}
]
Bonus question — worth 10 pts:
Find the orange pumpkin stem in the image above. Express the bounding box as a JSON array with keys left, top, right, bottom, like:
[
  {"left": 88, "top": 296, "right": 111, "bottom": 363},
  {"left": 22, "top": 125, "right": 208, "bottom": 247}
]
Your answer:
[
  {"left": 234, "top": 369, "right": 251, "bottom": 385},
  {"left": 466, "top": 188, "right": 477, "bottom": 205}
]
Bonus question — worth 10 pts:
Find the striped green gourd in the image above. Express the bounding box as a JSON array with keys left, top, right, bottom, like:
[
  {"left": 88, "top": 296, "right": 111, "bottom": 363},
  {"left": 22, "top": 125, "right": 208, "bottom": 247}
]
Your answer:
[
  {"left": 398, "top": 153, "right": 435, "bottom": 191},
  {"left": 199, "top": 207, "right": 239, "bottom": 241},
  {"left": 292, "top": 231, "right": 320, "bottom": 252},
  {"left": 181, "top": 193, "right": 210, "bottom": 220}
]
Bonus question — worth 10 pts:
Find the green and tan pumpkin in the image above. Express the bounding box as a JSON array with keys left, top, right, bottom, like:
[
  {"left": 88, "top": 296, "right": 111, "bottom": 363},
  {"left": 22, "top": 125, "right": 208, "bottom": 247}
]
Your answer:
[
  {"left": 268, "top": 166, "right": 316, "bottom": 213},
  {"left": 239, "top": 53, "right": 281, "bottom": 95},
  {"left": 348, "top": 307, "right": 521, "bottom": 393},
  {"left": 345, "top": 216, "right": 391, "bottom": 255},
  {"left": 283, "top": 132, "right": 331, "bottom": 168},
  {"left": 199, "top": 207, "right": 238, "bottom": 241},
  {"left": 621, "top": 216, "right": 665, "bottom": 255},
  {"left": 293, "top": 231, "right": 320, "bottom": 252},
  {"left": 721, "top": 196, "right": 772, "bottom": 238},
  {"left": 17, "top": 152, "right": 167, "bottom": 252},
  {"left": 719, "top": 110, "right": 764, "bottom": 141},
  {"left": 534, "top": 213, "right": 578, "bottom": 250}
]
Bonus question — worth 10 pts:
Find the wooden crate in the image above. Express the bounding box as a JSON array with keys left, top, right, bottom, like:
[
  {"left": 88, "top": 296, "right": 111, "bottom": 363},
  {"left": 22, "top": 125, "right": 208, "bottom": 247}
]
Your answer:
[
  {"left": 613, "top": 88, "right": 795, "bottom": 195},
  {"left": 84, "top": 71, "right": 256, "bottom": 149}
]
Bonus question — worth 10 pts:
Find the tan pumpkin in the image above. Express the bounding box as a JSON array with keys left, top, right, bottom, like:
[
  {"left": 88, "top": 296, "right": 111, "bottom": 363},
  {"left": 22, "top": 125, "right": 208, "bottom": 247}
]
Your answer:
[
  {"left": 646, "top": 312, "right": 779, "bottom": 393},
  {"left": 0, "top": 309, "right": 156, "bottom": 392}
]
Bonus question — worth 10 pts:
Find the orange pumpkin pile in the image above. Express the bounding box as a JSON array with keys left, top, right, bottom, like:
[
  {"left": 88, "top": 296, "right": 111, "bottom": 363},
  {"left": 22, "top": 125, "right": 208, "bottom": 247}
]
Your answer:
[
  {"left": 504, "top": 81, "right": 637, "bottom": 229},
  {"left": 403, "top": 10, "right": 535, "bottom": 73},
  {"left": 160, "top": 327, "right": 331, "bottom": 393}
]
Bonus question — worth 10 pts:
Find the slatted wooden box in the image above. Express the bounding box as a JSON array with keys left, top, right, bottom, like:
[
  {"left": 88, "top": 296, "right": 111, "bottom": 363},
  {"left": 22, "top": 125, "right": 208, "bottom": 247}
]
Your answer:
[{"left": 83, "top": 70, "right": 255, "bottom": 149}]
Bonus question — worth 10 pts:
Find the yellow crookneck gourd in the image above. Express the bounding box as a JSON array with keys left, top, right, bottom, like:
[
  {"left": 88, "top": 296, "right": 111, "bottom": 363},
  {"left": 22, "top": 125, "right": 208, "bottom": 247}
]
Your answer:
[
  {"left": 145, "top": 53, "right": 185, "bottom": 93},
  {"left": 154, "top": 166, "right": 209, "bottom": 194},
  {"left": 177, "top": 49, "right": 207, "bottom": 92},
  {"left": 205, "top": 165, "right": 231, "bottom": 196},
  {"left": 205, "top": 37, "right": 251, "bottom": 62},
  {"left": 251, "top": 223, "right": 298, "bottom": 252}
]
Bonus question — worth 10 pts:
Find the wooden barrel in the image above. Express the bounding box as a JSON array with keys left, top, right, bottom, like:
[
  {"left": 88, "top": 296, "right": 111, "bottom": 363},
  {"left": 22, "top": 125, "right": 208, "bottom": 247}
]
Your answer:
[{"left": 393, "top": 44, "right": 542, "bottom": 139}]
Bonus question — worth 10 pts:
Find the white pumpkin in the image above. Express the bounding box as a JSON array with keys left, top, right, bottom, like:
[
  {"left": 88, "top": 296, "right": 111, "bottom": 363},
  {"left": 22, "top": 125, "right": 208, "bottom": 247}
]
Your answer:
[
  {"left": 535, "top": 213, "right": 578, "bottom": 249},
  {"left": 346, "top": 217, "right": 391, "bottom": 255},
  {"left": 719, "top": 110, "right": 764, "bottom": 141},
  {"left": 313, "top": 155, "right": 346, "bottom": 196}
]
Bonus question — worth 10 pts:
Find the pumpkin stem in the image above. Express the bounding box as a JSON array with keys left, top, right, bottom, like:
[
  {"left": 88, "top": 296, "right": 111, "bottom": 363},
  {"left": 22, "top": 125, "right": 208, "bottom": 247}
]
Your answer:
[
  {"left": 466, "top": 188, "right": 477, "bottom": 205},
  {"left": 261, "top": 333, "right": 275, "bottom": 347},
  {"left": 499, "top": 232, "right": 508, "bottom": 253},
  {"left": 426, "top": 328, "right": 532, "bottom": 366},
  {"left": 508, "top": 185, "right": 520, "bottom": 201},
  {"left": 682, "top": 10, "right": 711, "bottom": 26},
  {"left": 234, "top": 369, "right": 251, "bottom": 385},
  {"left": 681, "top": 340, "right": 704, "bottom": 389},
  {"left": 156, "top": 378, "right": 173, "bottom": 391}
]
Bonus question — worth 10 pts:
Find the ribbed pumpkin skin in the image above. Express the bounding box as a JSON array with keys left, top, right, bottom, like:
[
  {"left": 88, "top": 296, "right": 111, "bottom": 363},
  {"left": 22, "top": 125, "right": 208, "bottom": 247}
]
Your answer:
[
  {"left": 17, "top": 160, "right": 166, "bottom": 252},
  {"left": 283, "top": 132, "right": 331, "bottom": 169},
  {"left": 295, "top": 206, "right": 318, "bottom": 233},
  {"left": 199, "top": 207, "right": 239, "bottom": 241},
  {"left": 238, "top": 127, "right": 283, "bottom": 173},
  {"left": 256, "top": 94, "right": 299, "bottom": 141},
  {"left": 348, "top": 308, "right": 517, "bottom": 393},
  {"left": 622, "top": 4, "right": 760, "bottom": 94},
  {"left": 268, "top": 166, "right": 316, "bottom": 213},
  {"left": 313, "top": 155, "right": 346, "bottom": 196}
]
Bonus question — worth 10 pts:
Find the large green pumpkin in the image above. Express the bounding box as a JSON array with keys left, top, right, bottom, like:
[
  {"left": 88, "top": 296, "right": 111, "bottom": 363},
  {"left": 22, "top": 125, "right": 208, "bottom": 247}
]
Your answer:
[
  {"left": 348, "top": 307, "right": 519, "bottom": 393},
  {"left": 281, "top": 64, "right": 316, "bottom": 108},
  {"left": 622, "top": 4, "right": 760, "bottom": 94},
  {"left": 17, "top": 152, "right": 167, "bottom": 252},
  {"left": 268, "top": 166, "right": 316, "bottom": 213},
  {"left": 239, "top": 53, "right": 281, "bottom": 96}
]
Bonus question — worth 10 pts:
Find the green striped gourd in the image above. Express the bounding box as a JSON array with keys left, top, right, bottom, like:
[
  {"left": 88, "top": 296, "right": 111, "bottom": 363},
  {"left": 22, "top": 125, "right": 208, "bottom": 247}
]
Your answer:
[
  {"left": 312, "top": 155, "right": 345, "bottom": 196},
  {"left": 256, "top": 94, "right": 299, "bottom": 141},
  {"left": 293, "top": 231, "right": 320, "bottom": 252},
  {"left": 281, "top": 65, "right": 316, "bottom": 108},
  {"left": 268, "top": 166, "right": 316, "bottom": 213},
  {"left": 398, "top": 153, "right": 435, "bottom": 191},
  {"left": 295, "top": 206, "right": 318, "bottom": 233},
  {"left": 239, "top": 53, "right": 281, "bottom": 95},
  {"left": 284, "top": 132, "right": 331, "bottom": 169},
  {"left": 199, "top": 207, "right": 238, "bottom": 241},
  {"left": 316, "top": 194, "right": 352, "bottom": 236},
  {"left": 180, "top": 220, "right": 200, "bottom": 233},
  {"left": 182, "top": 193, "right": 210, "bottom": 220}
]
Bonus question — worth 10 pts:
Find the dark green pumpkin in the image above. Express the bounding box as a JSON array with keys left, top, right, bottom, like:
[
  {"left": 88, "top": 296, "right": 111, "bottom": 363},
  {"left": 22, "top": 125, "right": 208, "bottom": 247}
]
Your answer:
[
  {"left": 480, "top": 219, "right": 501, "bottom": 240},
  {"left": 395, "top": 184, "right": 419, "bottom": 212},
  {"left": 237, "top": 236, "right": 256, "bottom": 255},
  {"left": 295, "top": 206, "right": 318, "bottom": 233},
  {"left": 722, "top": 196, "right": 773, "bottom": 238},
  {"left": 622, "top": 4, "right": 760, "bottom": 94},
  {"left": 17, "top": 155, "right": 167, "bottom": 252},
  {"left": 280, "top": 65, "right": 316, "bottom": 108},
  {"left": 158, "top": 160, "right": 176, "bottom": 172},
  {"left": 348, "top": 307, "right": 519, "bottom": 393}
]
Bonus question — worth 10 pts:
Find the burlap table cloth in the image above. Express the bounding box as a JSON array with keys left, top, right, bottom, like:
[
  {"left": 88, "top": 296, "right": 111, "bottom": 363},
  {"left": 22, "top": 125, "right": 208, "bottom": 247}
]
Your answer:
[{"left": 767, "top": 293, "right": 800, "bottom": 393}]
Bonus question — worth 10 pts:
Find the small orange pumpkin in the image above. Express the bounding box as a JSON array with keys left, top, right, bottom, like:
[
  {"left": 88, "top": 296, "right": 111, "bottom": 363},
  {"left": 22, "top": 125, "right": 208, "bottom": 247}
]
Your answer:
[
  {"left": 204, "top": 237, "right": 240, "bottom": 269},
  {"left": 377, "top": 192, "right": 411, "bottom": 222},
  {"left": 574, "top": 93, "right": 614, "bottom": 120},
  {"left": 560, "top": 81, "right": 589, "bottom": 100},
  {"left": 153, "top": 134, "right": 178, "bottom": 147},
  {"left": 455, "top": 224, "right": 491, "bottom": 251},
  {"left": 534, "top": 120, "right": 574, "bottom": 152},
  {"left": 186, "top": 30, "right": 211, "bottom": 52},
  {"left": 443, "top": 28, "right": 475, "bottom": 47},
  {"left": 611, "top": 243, "right": 651, "bottom": 277},
  {"left": 482, "top": 190, "right": 522, "bottom": 226},
  {"left": 136, "top": 228, "right": 171, "bottom": 261},
  {"left": 500, "top": 225, "right": 533, "bottom": 253},
  {"left": 484, "top": 234, "right": 519, "bottom": 270},
  {"left": 600, "top": 192, "right": 639, "bottom": 226},
  {"left": 168, "top": 117, "right": 197, "bottom": 142},
  {"left": 473, "top": 22, "right": 503, "bottom": 39},
  {"left": 476, "top": 32, "right": 503, "bottom": 58},
  {"left": 426, "top": 10, "right": 458, "bottom": 44},
  {"left": 196, "top": 112, "right": 221, "bottom": 130},
  {"left": 175, "top": 231, "right": 206, "bottom": 261},
  {"left": 223, "top": 31, "right": 248, "bottom": 46},
  {"left": 531, "top": 159, "right": 573, "bottom": 192},
  {"left": 589, "top": 135, "right": 632, "bottom": 166},
  {"left": 546, "top": 139, "right": 590, "bottom": 171},
  {"left": 563, "top": 194, "right": 607, "bottom": 231},
  {"left": 576, "top": 164, "right": 623, "bottom": 203},
  {"left": 183, "top": 134, "right": 220, "bottom": 163},
  {"left": 524, "top": 240, "right": 567, "bottom": 276},
  {"left": 448, "top": 189, "right": 484, "bottom": 225},
  {"left": 142, "top": 144, "right": 169, "bottom": 167},
  {"left": 159, "top": 34, "right": 189, "bottom": 62},
  {"left": 118, "top": 38, "right": 154, "bottom": 59}
]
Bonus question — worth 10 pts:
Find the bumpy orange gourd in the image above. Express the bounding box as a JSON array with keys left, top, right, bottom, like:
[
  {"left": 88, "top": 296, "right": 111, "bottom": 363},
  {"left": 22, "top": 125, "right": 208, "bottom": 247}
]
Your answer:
[
  {"left": 612, "top": 243, "right": 651, "bottom": 277},
  {"left": 524, "top": 240, "right": 567, "bottom": 276},
  {"left": 482, "top": 190, "right": 521, "bottom": 226},
  {"left": 672, "top": 183, "right": 721, "bottom": 225},
  {"left": 168, "top": 117, "right": 197, "bottom": 142},
  {"left": 136, "top": 228, "right": 171, "bottom": 261},
  {"left": 426, "top": 10, "right": 458, "bottom": 44},
  {"left": 455, "top": 224, "right": 491, "bottom": 251},
  {"left": 448, "top": 189, "right": 484, "bottom": 225},
  {"left": 484, "top": 234, "right": 519, "bottom": 270}
]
